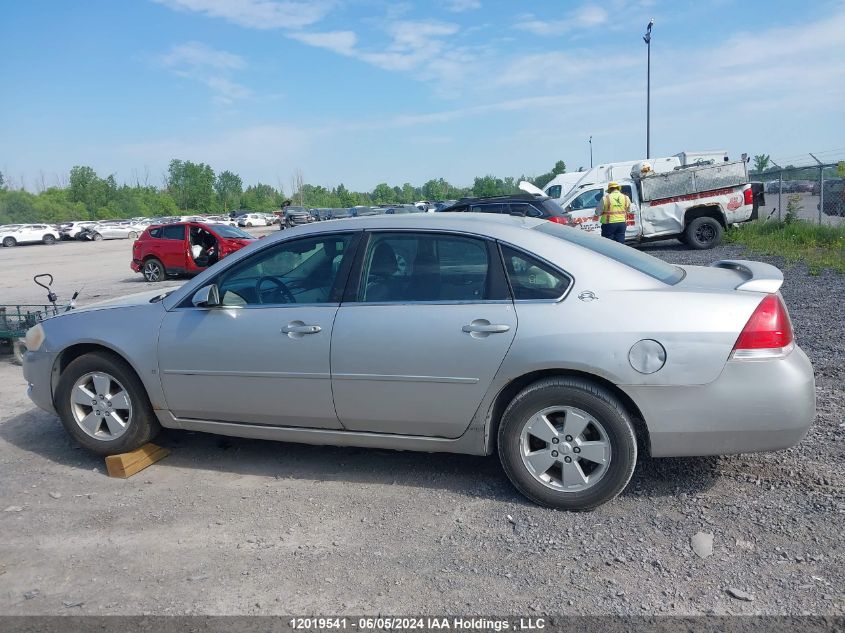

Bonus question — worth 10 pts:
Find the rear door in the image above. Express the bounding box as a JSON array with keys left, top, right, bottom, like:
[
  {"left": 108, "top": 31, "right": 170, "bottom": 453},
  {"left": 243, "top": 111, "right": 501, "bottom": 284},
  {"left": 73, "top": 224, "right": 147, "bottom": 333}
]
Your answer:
[
  {"left": 331, "top": 230, "right": 517, "bottom": 438},
  {"left": 157, "top": 224, "right": 190, "bottom": 272}
]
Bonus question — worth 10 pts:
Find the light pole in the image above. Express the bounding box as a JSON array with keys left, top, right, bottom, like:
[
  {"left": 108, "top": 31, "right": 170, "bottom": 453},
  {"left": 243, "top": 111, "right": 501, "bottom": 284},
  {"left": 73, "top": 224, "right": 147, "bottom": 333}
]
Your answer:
[
  {"left": 589, "top": 135, "right": 593, "bottom": 168},
  {"left": 643, "top": 19, "right": 653, "bottom": 158}
]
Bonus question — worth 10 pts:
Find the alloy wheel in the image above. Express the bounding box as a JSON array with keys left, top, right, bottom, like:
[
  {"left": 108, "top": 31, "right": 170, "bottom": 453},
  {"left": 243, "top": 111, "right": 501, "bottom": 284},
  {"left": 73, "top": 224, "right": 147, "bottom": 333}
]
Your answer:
[
  {"left": 695, "top": 223, "right": 716, "bottom": 244},
  {"left": 69, "top": 371, "right": 133, "bottom": 440},
  {"left": 143, "top": 261, "right": 161, "bottom": 282},
  {"left": 519, "top": 406, "right": 611, "bottom": 492}
]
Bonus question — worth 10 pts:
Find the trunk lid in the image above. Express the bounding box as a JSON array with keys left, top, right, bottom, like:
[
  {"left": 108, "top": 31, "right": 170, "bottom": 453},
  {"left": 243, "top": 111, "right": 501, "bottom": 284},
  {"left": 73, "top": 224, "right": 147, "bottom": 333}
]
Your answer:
[{"left": 678, "top": 259, "right": 784, "bottom": 294}]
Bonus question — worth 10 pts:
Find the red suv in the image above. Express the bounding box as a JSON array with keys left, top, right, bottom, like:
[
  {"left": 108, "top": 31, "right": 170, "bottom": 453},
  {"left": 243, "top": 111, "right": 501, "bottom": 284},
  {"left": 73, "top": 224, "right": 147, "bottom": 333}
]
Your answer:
[{"left": 131, "top": 222, "right": 256, "bottom": 282}]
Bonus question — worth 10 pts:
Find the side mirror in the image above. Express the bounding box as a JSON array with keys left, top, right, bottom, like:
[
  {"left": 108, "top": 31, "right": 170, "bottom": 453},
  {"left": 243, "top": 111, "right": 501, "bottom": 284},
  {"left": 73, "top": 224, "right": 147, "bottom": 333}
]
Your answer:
[{"left": 192, "top": 284, "right": 221, "bottom": 308}]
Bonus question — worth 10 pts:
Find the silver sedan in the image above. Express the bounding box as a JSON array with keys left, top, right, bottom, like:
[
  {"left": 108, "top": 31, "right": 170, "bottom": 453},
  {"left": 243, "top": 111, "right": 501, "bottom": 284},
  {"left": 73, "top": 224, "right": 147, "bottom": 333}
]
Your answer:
[{"left": 22, "top": 214, "right": 815, "bottom": 510}]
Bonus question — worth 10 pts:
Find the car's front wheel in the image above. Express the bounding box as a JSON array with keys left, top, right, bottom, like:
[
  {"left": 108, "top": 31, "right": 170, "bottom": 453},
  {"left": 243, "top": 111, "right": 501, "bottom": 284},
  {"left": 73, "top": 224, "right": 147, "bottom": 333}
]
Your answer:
[
  {"left": 92, "top": 232, "right": 103, "bottom": 241},
  {"left": 55, "top": 351, "right": 161, "bottom": 455},
  {"left": 2, "top": 237, "right": 16, "bottom": 247},
  {"left": 498, "top": 377, "right": 637, "bottom": 511}
]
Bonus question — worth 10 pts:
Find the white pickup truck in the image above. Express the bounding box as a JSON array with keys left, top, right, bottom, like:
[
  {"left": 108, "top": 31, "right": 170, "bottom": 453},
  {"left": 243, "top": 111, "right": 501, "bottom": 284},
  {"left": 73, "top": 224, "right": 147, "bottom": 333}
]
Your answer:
[{"left": 528, "top": 160, "right": 758, "bottom": 249}]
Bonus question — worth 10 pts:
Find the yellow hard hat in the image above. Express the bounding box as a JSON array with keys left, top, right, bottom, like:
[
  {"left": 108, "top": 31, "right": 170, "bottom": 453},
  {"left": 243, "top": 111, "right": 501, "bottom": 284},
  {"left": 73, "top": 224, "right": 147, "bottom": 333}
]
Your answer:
[{"left": 607, "top": 181, "right": 621, "bottom": 191}]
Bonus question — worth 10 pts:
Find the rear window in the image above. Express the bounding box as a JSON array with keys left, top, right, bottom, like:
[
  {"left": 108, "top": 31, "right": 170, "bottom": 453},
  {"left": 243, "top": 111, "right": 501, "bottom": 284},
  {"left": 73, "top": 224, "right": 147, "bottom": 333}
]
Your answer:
[{"left": 535, "top": 223, "right": 685, "bottom": 285}]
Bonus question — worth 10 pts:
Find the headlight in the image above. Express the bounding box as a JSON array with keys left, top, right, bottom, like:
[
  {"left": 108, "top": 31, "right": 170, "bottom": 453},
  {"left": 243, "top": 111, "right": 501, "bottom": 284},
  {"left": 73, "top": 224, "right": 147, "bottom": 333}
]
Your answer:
[{"left": 24, "top": 323, "right": 45, "bottom": 352}]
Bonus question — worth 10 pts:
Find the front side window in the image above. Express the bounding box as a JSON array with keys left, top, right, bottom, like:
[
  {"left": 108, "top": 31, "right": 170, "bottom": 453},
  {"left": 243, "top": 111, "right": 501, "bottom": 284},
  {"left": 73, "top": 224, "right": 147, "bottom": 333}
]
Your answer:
[
  {"left": 546, "top": 185, "right": 562, "bottom": 198},
  {"left": 217, "top": 234, "right": 354, "bottom": 306},
  {"left": 500, "top": 245, "right": 571, "bottom": 300},
  {"left": 359, "top": 233, "right": 493, "bottom": 303},
  {"left": 160, "top": 225, "right": 186, "bottom": 241},
  {"left": 569, "top": 188, "right": 603, "bottom": 211}
]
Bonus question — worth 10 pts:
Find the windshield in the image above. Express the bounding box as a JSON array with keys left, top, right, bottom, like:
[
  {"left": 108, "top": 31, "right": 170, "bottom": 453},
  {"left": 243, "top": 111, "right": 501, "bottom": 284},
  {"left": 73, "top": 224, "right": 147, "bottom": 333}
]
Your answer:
[
  {"left": 535, "top": 223, "right": 684, "bottom": 285},
  {"left": 212, "top": 225, "right": 255, "bottom": 239}
]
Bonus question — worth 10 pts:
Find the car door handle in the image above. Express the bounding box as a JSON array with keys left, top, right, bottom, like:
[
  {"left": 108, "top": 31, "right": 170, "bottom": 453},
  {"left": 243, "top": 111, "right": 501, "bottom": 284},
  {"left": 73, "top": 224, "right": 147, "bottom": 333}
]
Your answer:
[
  {"left": 462, "top": 321, "right": 510, "bottom": 334},
  {"left": 281, "top": 323, "right": 321, "bottom": 335}
]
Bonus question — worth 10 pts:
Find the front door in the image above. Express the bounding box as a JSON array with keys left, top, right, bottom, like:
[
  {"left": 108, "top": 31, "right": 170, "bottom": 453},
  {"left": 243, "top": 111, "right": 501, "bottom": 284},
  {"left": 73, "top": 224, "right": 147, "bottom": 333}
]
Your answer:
[
  {"left": 157, "top": 232, "right": 358, "bottom": 428},
  {"left": 331, "top": 231, "right": 517, "bottom": 438}
]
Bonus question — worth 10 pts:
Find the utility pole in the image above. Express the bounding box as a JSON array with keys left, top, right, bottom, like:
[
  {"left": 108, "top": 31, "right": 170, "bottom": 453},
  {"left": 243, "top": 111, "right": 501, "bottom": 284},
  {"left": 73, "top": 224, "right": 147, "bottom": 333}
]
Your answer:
[
  {"left": 589, "top": 135, "right": 593, "bottom": 168},
  {"left": 810, "top": 153, "right": 824, "bottom": 224},
  {"left": 770, "top": 159, "right": 783, "bottom": 221},
  {"left": 643, "top": 19, "right": 654, "bottom": 158}
]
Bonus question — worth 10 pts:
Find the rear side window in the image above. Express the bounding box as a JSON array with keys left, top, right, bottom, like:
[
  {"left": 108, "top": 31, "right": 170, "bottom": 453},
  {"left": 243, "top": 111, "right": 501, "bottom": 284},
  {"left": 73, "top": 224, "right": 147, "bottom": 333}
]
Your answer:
[
  {"left": 469, "top": 203, "right": 506, "bottom": 214},
  {"left": 509, "top": 202, "right": 544, "bottom": 218},
  {"left": 149, "top": 228, "right": 162, "bottom": 238},
  {"left": 500, "top": 245, "right": 571, "bottom": 300},
  {"left": 161, "top": 225, "right": 185, "bottom": 240},
  {"left": 359, "top": 233, "right": 499, "bottom": 302},
  {"left": 535, "top": 223, "right": 684, "bottom": 285}
]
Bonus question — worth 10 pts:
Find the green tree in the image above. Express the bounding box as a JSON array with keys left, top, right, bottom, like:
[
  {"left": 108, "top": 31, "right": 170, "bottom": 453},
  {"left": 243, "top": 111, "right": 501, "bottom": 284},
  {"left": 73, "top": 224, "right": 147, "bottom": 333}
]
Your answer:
[
  {"left": 753, "top": 154, "right": 771, "bottom": 174},
  {"left": 0, "top": 171, "right": 5, "bottom": 190},
  {"left": 68, "top": 165, "right": 112, "bottom": 217},
  {"left": 214, "top": 170, "right": 243, "bottom": 212},
  {"left": 422, "top": 178, "right": 450, "bottom": 200},
  {"left": 372, "top": 182, "right": 393, "bottom": 204},
  {"left": 167, "top": 160, "right": 216, "bottom": 211},
  {"left": 241, "top": 183, "right": 280, "bottom": 211},
  {"left": 401, "top": 183, "right": 416, "bottom": 203},
  {"left": 532, "top": 160, "right": 567, "bottom": 189}
]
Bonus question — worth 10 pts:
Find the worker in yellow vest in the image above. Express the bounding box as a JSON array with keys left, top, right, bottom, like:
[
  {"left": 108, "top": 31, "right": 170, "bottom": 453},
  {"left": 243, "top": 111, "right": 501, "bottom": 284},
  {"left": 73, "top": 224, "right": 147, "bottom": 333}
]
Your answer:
[{"left": 599, "top": 182, "right": 631, "bottom": 244}]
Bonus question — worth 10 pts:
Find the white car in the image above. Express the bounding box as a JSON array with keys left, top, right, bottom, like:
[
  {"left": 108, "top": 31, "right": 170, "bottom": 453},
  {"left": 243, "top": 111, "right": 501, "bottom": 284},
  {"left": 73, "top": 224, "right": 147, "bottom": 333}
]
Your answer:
[
  {"left": 59, "top": 221, "right": 95, "bottom": 240},
  {"left": 1, "top": 224, "right": 61, "bottom": 247},
  {"left": 237, "top": 213, "right": 268, "bottom": 227}
]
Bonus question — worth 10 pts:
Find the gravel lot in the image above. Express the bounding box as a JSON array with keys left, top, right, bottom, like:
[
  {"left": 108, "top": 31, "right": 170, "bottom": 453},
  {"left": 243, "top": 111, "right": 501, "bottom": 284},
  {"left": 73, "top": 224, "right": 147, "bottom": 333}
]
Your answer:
[{"left": 0, "top": 231, "right": 842, "bottom": 616}]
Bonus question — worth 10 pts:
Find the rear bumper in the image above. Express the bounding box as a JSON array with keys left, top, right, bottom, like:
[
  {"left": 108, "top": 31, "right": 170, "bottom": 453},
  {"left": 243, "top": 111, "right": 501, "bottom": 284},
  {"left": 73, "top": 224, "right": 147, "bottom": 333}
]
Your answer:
[
  {"left": 622, "top": 346, "right": 815, "bottom": 457},
  {"left": 131, "top": 259, "right": 142, "bottom": 272}
]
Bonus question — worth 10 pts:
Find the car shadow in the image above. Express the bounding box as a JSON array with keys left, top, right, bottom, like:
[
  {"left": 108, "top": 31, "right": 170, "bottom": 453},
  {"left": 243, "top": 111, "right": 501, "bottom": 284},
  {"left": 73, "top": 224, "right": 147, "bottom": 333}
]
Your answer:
[{"left": 0, "top": 407, "right": 720, "bottom": 503}]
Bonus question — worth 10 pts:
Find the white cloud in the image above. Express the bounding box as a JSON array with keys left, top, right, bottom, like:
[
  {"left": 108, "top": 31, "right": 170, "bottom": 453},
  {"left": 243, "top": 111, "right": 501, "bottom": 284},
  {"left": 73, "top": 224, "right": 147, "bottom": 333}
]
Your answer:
[
  {"left": 287, "top": 30, "right": 357, "bottom": 55},
  {"left": 152, "top": 0, "right": 331, "bottom": 29},
  {"left": 157, "top": 42, "right": 252, "bottom": 104},
  {"left": 515, "top": 4, "right": 608, "bottom": 36},
  {"left": 443, "top": 0, "right": 481, "bottom": 12}
]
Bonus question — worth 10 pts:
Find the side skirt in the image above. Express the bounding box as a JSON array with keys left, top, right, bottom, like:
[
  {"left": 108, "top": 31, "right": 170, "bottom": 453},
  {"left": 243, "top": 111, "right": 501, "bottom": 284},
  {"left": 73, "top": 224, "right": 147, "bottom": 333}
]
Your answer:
[{"left": 155, "top": 411, "right": 487, "bottom": 456}]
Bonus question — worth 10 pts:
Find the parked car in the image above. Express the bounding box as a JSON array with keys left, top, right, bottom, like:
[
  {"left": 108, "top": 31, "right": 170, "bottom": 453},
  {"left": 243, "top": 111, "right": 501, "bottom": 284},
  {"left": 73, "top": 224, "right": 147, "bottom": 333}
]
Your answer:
[
  {"left": 238, "top": 213, "right": 268, "bottom": 227},
  {"left": 280, "top": 206, "right": 316, "bottom": 229},
  {"left": 440, "top": 194, "right": 567, "bottom": 223},
  {"left": 59, "top": 221, "right": 95, "bottom": 240},
  {"left": 131, "top": 222, "right": 256, "bottom": 282},
  {"left": 203, "top": 215, "right": 238, "bottom": 227},
  {"left": 1, "top": 224, "right": 61, "bottom": 247},
  {"left": 23, "top": 214, "right": 815, "bottom": 510},
  {"left": 83, "top": 221, "right": 144, "bottom": 241}
]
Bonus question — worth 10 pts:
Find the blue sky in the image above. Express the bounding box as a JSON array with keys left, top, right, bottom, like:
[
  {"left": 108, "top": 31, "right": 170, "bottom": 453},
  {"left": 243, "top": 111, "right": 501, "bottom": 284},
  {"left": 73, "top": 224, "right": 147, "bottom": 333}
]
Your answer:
[{"left": 2, "top": 0, "right": 844, "bottom": 193}]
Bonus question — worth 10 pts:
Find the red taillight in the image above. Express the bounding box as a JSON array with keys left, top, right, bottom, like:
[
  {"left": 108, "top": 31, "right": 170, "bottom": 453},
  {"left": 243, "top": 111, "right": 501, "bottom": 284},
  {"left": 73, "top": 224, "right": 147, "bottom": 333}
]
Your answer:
[
  {"left": 743, "top": 187, "right": 754, "bottom": 205},
  {"left": 732, "top": 294, "right": 794, "bottom": 359},
  {"left": 548, "top": 216, "right": 569, "bottom": 225}
]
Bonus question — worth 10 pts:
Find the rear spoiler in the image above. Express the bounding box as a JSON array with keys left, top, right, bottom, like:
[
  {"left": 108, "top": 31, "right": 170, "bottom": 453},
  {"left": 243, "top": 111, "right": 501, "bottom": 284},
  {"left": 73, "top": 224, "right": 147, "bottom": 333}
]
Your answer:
[{"left": 709, "top": 259, "right": 784, "bottom": 293}]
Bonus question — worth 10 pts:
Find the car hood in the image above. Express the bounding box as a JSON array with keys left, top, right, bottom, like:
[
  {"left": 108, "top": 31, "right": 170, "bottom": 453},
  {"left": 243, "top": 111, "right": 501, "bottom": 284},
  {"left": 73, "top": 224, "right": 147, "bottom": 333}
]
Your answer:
[{"left": 68, "top": 288, "right": 176, "bottom": 314}]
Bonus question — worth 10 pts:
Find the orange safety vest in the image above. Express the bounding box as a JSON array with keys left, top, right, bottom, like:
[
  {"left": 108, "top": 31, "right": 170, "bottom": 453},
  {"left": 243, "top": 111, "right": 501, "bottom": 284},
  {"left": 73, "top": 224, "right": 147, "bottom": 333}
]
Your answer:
[{"left": 600, "top": 191, "right": 630, "bottom": 224}]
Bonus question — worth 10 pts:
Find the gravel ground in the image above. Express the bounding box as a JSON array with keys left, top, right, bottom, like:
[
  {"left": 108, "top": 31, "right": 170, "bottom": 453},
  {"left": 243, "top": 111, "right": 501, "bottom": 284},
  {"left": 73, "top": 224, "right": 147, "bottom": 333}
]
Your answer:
[{"left": 0, "top": 236, "right": 842, "bottom": 616}]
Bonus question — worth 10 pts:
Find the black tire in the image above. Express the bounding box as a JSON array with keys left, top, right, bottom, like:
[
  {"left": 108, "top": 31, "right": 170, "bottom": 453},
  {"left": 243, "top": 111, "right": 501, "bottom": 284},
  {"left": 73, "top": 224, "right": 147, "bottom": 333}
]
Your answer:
[
  {"left": 497, "top": 377, "right": 637, "bottom": 511},
  {"left": 2, "top": 237, "right": 16, "bottom": 248},
  {"left": 92, "top": 232, "right": 103, "bottom": 241},
  {"left": 42, "top": 234, "right": 56, "bottom": 245},
  {"left": 246, "top": 222, "right": 253, "bottom": 227},
  {"left": 55, "top": 351, "right": 161, "bottom": 455},
  {"left": 142, "top": 258, "right": 165, "bottom": 282},
  {"left": 683, "top": 216, "right": 723, "bottom": 250}
]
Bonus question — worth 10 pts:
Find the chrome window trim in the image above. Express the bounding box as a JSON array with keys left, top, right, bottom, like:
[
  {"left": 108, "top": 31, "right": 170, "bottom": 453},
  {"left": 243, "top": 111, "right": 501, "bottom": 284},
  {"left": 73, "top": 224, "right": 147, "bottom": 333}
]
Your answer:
[
  {"left": 171, "top": 302, "right": 342, "bottom": 312},
  {"left": 341, "top": 299, "right": 513, "bottom": 307}
]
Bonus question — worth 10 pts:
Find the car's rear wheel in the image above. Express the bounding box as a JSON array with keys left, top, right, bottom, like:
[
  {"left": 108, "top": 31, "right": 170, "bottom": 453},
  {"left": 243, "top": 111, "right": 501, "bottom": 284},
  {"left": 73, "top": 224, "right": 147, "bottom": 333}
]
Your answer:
[
  {"left": 498, "top": 377, "right": 637, "bottom": 511},
  {"left": 55, "top": 352, "right": 161, "bottom": 455},
  {"left": 246, "top": 222, "right": 253, "bottom": 227},
  {"left": 128, "top": 231, "right": 138, "bottom": 240},
  {"left": 684, "top": 216, "right": 723, "bottom": 249},
  {"left": 2, "top": 237, "right": 16, "bottom": 247},
  {"left": 42, "top": 234, "right": 57, "bottom": 245},
  {"left": 142, "top": 258, "right": 165, "bottom": 282}
]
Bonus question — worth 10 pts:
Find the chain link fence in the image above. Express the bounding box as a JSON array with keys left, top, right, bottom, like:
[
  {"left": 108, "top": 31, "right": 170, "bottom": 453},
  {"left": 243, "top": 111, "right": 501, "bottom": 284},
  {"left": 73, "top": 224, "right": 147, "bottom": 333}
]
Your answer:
[{"left": 751, "top": 160, "right": 845, "bottom": 226}]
